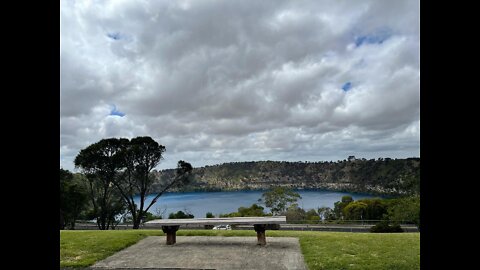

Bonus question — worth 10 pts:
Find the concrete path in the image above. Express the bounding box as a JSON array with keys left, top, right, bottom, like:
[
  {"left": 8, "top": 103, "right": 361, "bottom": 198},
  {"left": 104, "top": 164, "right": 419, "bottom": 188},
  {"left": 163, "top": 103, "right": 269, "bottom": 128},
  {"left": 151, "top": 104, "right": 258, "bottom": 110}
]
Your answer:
[{"left": 91, "top": 236, "right": 307, "bottom": 270}]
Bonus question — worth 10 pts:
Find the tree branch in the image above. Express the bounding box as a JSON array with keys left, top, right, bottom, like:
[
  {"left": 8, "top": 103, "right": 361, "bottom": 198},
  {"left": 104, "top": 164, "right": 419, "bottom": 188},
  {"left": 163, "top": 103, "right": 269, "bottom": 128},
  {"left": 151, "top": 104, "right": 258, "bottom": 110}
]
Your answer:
[{"left": 144, "top": 174, "right": 185, "bottom": 214}]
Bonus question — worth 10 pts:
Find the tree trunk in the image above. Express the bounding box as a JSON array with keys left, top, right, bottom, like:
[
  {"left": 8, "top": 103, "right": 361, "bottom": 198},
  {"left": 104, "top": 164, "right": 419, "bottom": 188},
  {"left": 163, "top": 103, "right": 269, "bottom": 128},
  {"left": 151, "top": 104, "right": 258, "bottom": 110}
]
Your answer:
[
  {"left": 70, "top": 212, "right": 78, "bottom": 230},
  {"left": 132, "top": 210, "right": 142, "bottom": 229},
  {"left": 99, "top": 212, "right": 107, "bottom": 230},
  {"left": 60, "top": 209, "right": 65, "bottom": 230},
  {"left": 132, "top": 220, "right": 140, "bottom": 229}
]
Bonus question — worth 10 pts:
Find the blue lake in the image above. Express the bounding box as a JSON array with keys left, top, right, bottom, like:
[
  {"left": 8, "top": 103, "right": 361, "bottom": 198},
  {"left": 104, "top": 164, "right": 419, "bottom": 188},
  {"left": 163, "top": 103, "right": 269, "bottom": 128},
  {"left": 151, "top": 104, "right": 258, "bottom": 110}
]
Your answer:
[{"left": 135, "top": 190, "right": 380, "bottom": 218}]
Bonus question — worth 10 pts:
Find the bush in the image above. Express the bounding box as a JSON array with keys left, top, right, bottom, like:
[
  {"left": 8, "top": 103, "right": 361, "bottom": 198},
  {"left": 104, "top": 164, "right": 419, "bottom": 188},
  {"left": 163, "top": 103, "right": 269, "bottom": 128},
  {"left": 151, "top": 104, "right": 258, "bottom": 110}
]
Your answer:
[
  {"left": 219, "top": 204, "right": 267, "bottom": 218},
  {"left": 205, "top": 212, "right": 215, "bottom": 229},
  {"left": 306, "top": 215, "right": 320, "bottom": 224},
  {"left": 370, "top": 221, "right": 404, "bottom": 233},
  {"left": 142, "top": 212, "right": 162, "bottom": 222},
  {"left": 285, "top": 204, "right": 306, "bottom": 223},
  {"left": 168, "top": 211, "right": 194, "bottom": 219}
]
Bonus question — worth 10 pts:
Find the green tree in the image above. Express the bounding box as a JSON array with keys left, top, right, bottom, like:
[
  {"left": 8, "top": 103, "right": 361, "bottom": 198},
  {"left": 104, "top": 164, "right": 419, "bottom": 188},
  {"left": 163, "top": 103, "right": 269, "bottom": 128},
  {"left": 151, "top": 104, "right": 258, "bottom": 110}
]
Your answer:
[
  {"left": 343, "top": 201, "right": 368, "bottom": 220},
  {"left": 219, "top": 212, "right": 242, "bottom": 218},
  {"left": 317, "top": 206, "right": 335, "bottom": 221},
  {"left": 333, "top": 196, "right": 354, "bottom": 220},
  {"left": 74, "top": 138, "right": 127, "bottom": 230},
  {"left": 259, "top": 187, "right": 301, "bottom": 215},
  {"left": 142, "top": 212, "right": 162, "bottom": 222},
  {"left": 205, "top": 212, "right": 215, "bottom": 229},
  {"left": 60, "top": 169, "right": 89, "bottom": 229},
  {"left": 75, "top": 137, "right": 193, "bottom": 230},
  {"left": 305, "top": 209, "right": 320, "bottom": 223},
  {"left": 60, "top": 168, "right": 72, "bottom": 229},
  {"left": 219, "top": 204, "right": 268, "bottom": 217},
  {"left": 238, "top": 204, "right": 266, "bottom": 217},
  {"left": 387, "top": 196, "right": 420, "bottom": 228},
  {"left": 341, "top": 195, "right": 353, "bottom": 204},
  {"left": 358, "top": 198, "right": 388, "bottom": 220},
  {"left": 112, "top": 136, "right": 166, "bottom": 229},
  {"left": 370, "top": 220, "right": 403, "bottom": 233},
  {"left": 285, "top": 204, "right": 306, "bottom": 223},
  {"left": 168, "top": 211, "right": 194, "bottom": 219},
  {"left": 107, "top": 198, "right": 128, "bottom": 230}
]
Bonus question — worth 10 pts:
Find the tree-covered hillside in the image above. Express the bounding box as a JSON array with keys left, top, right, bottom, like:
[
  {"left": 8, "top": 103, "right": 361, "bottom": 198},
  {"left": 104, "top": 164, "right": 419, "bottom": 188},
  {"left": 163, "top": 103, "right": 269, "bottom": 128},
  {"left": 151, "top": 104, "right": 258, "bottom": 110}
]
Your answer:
[{"left": 152, "top": 157, "right": 420, "bottom": 196}]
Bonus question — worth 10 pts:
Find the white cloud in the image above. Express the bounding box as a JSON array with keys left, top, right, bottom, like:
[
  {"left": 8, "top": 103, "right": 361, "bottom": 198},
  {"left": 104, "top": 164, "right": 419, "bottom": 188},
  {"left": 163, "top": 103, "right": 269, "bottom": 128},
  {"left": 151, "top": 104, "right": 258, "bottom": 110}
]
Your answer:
[{"left": 60, "top": 0, "right": 419, "bottom": 171}]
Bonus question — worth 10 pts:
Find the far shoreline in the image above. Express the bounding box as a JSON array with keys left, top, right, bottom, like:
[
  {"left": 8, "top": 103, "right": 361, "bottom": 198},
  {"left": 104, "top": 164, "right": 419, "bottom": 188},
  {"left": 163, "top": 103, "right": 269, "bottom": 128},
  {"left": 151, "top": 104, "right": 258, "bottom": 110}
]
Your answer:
[{"left": 142, "top": 188, "right": 392, "bottom": 198}]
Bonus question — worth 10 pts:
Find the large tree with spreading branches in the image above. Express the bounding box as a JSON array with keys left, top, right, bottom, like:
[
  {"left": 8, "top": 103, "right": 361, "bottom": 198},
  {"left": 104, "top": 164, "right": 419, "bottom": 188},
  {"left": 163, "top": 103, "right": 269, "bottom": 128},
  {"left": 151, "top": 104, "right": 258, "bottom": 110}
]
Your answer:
[
  {"left": 74, "top": 138, "right": 127, "bottom": 230},
  {"left": 74, "top": 136, "right": 193, "bottom": 229}
]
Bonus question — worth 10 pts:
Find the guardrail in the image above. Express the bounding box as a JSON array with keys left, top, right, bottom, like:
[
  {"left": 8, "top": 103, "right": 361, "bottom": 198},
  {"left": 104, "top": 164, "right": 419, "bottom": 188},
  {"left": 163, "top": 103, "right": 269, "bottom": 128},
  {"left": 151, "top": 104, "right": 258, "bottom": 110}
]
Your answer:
[{"left": 71, "top": 220, "right": 419, "bottom": 232}]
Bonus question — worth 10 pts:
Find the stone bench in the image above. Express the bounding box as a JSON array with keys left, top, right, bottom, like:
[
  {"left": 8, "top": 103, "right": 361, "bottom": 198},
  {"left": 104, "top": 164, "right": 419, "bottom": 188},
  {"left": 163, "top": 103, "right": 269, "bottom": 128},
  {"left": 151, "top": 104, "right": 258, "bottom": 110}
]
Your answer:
[{"left": 144, "top": 216, "right": 286, "bottom": 246}]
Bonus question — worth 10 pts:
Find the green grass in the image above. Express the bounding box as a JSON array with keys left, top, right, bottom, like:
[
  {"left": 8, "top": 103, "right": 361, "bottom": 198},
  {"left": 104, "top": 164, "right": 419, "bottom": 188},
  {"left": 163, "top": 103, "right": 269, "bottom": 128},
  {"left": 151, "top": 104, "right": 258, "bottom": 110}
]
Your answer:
[
  {"left": 60, "top": 230, "right": 163, "bottom": 268},
  {"left": 61, "top": 230, "right": 419, "bottom": 269}
]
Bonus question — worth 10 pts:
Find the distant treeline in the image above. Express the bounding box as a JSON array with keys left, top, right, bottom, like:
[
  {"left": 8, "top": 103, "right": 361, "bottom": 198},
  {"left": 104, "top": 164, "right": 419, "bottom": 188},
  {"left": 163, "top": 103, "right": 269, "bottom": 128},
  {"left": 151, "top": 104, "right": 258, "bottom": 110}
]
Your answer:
[
  {"left": 153, "top": 157, "right": 420, "bottom": 196},
  {"left": 214, "top": 194, "right": 420, "bottom": 232}
]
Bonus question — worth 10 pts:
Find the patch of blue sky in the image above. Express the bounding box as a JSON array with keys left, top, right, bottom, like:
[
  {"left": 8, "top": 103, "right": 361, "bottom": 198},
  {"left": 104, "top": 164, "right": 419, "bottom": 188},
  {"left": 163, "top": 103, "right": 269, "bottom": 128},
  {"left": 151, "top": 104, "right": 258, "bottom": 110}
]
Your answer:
[
  {"left": 110, "top": 104, "right": 125, "bottom": 117},
  {"left": 354, "top": 28, "right": 392, "bottom": 47},
  {"left": 342, "top": 82, "right": 352, "bottom": 92},
  {"left": 107, "top": 32, "right": 122, "bottom": 40}
]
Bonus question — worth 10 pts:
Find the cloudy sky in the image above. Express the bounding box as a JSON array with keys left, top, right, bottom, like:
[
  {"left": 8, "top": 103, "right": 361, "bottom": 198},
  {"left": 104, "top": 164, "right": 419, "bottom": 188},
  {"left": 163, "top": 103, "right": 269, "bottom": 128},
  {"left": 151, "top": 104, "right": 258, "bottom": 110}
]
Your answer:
[{"left": 60, "top": 0, "right": 419, "bottom": 172}]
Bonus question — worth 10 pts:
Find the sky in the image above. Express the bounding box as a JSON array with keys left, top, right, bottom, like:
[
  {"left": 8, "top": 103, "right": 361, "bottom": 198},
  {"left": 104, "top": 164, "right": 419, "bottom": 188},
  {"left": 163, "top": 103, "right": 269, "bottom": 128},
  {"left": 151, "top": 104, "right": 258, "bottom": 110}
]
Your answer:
[{"left": 60, "top": 0, "right": 420, "bottom": 172}]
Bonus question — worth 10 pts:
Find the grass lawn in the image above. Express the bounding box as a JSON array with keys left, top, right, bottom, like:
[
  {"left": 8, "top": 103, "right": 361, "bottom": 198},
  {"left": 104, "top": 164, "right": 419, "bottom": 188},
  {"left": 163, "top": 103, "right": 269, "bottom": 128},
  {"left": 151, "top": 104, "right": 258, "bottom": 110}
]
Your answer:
[
  {"left": 60, "top": 230, "right": 163, "bottom": 268},
  {"left": 61, "top": 230, "right": 420, "bottom": 269}
]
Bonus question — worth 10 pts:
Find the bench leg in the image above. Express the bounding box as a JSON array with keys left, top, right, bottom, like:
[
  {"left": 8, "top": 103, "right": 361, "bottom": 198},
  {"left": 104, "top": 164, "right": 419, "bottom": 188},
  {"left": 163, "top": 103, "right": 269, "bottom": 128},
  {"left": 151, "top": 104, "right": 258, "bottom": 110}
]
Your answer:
[
  {"left": 254, "top": 224, "right": 267, "bottom": 246},
  {"left": 162, "top": 225, "right": 180, "bottom": 245}
]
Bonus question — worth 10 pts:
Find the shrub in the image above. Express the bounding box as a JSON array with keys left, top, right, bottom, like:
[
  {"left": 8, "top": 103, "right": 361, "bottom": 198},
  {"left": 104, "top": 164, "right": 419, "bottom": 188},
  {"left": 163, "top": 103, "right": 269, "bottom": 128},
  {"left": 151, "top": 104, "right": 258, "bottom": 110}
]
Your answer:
[
  {"left": 205, "top": 212, "right": 215, "bottom": 229},
  {"left": 370, "top": 221, "right": 404, "bottom": 233},
  {"left": 168, "top": 211, "right": 194, "bottom": 219}
]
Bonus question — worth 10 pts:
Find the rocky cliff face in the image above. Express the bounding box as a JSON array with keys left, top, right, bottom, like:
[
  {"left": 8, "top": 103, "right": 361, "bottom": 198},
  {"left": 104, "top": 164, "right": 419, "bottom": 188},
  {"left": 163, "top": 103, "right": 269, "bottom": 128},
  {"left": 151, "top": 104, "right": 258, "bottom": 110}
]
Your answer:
[{"left": 151, "top": 158, "right": 420, "bottom": 196}]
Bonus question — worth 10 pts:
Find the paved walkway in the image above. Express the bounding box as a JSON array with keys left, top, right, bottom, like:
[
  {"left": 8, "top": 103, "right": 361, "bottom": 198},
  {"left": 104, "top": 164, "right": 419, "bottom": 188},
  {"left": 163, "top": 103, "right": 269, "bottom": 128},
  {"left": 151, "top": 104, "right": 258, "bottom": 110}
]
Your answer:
[{"left": 91, "top": 236, "right": 307, "bottom": 270}]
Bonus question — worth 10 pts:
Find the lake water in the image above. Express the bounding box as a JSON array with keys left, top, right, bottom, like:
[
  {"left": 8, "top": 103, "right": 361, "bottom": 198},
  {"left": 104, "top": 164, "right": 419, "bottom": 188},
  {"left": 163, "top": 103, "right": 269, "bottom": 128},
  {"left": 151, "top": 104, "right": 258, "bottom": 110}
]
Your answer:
[{"left": 135, "top": 190, "right": 380, "bottom": 218}]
